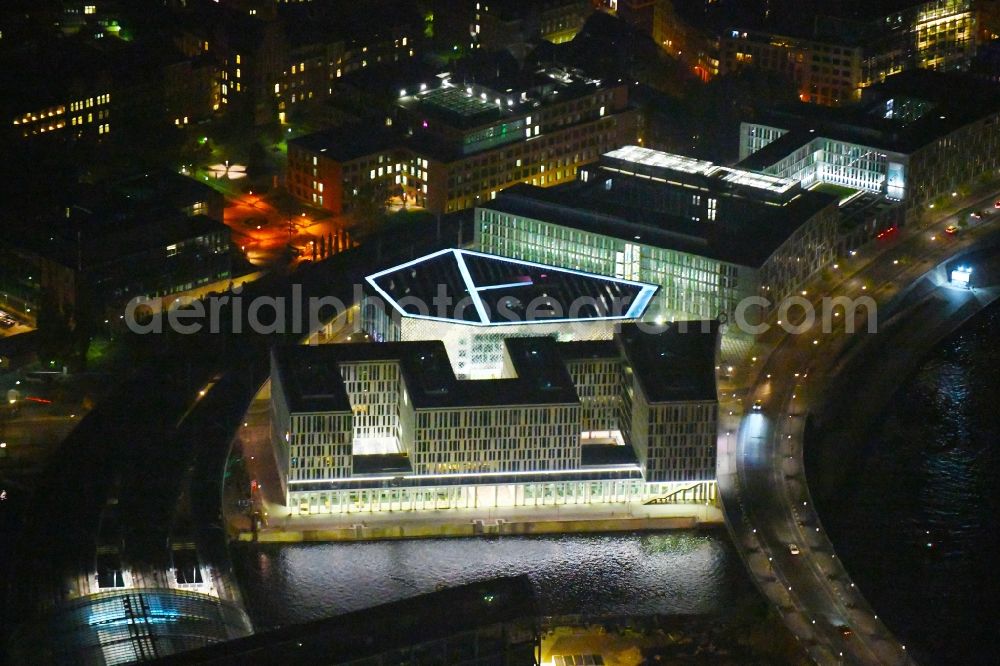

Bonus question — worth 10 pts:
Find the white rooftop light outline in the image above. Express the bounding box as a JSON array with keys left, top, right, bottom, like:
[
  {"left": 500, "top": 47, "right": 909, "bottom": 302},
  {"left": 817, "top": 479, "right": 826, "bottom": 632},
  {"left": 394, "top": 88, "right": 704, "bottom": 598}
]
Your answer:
[
  {"left": 364, "top": 248, "right": 658, "bottom": 326},
  {"left": 718, "top": 167, "right": 797, "bottom": 194},
  {"left": 604, "top": 145, "right": 798, "bottom": 194},
  {"left": 605, "top": 145, "right": 718, "bottom": 176},
  {"left": 453, "top": 249, "right": 491, "bottom": 323}
]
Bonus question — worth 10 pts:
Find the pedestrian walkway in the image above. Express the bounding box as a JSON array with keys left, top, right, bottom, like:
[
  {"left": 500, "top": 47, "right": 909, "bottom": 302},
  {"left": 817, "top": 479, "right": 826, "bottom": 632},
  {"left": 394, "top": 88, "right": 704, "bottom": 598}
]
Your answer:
[{"left": 239, "top": 499, "right": 723, "bottom": 543}]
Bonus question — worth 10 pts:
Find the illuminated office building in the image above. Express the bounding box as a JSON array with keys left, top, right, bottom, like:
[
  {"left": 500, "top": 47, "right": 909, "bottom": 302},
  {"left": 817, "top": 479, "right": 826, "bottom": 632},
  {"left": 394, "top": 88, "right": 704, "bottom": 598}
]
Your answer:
[
  {"left": 719, "top": 0, "right": 976, "bottom": 106},
  {"left": 287, "top": 67, "right": 639, "bottom": 215},
  {"left": 737, "top": 70, "right": 1000, "bottom": 216},
  {"left": 356, "top": 248, "right": 658, "bottom": 379},
  {"left": 474, "top": 145, "right": 841, "bottom": 322},
  {"left": 270, "top": 322, "right": 719, "bottom": 515}
]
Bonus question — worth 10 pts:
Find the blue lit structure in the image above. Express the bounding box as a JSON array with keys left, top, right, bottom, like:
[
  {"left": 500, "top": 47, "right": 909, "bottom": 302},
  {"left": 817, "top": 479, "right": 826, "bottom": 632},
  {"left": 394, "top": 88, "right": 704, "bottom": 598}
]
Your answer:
[{"left": 10, "top": 589, "right": 253, "bottom": 665}]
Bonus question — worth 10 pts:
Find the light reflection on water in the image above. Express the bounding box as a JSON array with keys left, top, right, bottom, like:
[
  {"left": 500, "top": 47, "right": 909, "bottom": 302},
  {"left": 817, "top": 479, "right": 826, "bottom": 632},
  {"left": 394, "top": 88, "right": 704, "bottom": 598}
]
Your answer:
[
  {"left": 232, "top": 530, "right": 751, "bottom": 630},
  {"left": 821, "top": 302, "right": 1000, "bottom": 665}
]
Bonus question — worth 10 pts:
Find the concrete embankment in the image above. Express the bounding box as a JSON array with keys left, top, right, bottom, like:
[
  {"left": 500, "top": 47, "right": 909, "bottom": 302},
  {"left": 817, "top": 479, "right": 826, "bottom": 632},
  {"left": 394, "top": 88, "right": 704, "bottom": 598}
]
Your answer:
[{"left": 237, "top": 511, "right": 722, "bottom": 543}]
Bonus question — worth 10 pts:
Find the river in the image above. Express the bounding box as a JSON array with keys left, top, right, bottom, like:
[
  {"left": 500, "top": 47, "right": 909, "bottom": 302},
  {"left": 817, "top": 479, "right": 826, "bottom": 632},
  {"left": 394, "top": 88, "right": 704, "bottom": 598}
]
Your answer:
[
  {"left": 816, "top": 300, "right": 1000, "bottom": 665},
  {"left": 231, "top": 529, "right": 755, "bottom": 631}
]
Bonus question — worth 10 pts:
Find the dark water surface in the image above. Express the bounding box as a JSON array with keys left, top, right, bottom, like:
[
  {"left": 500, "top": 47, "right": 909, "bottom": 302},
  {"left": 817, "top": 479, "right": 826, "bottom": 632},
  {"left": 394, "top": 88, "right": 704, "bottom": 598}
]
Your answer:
[
  {"left": 817, "top": 301, "right": 1000, "bottom": 665},
  {"left": 232, "top": 529, "right": 754, "bottom": 631}
]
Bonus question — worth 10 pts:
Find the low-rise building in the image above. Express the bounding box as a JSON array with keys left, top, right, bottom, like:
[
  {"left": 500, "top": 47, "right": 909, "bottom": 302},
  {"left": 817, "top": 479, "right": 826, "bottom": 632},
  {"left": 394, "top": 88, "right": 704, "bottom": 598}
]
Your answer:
[{"left": 270, "top": 322, "right": 719, "bottom": 515}]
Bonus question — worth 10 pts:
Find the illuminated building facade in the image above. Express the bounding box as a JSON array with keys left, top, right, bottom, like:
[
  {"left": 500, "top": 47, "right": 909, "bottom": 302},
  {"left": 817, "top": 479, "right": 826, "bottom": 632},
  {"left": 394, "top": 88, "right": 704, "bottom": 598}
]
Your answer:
[
  {"left": 720, "top": 0, "right": 976, "bottom": 106},
  {"left": 287, "top": 68, "right": 639, "bottom": 215},
  {"left": 173, "top": 0, "right": 423, "bottom": 125},
  {"left": 737, "top": 70, "right": 1000, "bottom": 216},
  {"left": 721, "top": 31, "right": 865, "bottom": 106},
  {"left": 472, "top": 0, "right": 594, "bottom": 48},
  {"left": 270, "top": 322, "right": 719, "bottom": 515},
  {"left": 274, "top": 11, "right": 420, "bottom": 124},
  {"left": 355, "top": 248, "right": 658, "bottom": 379},
  {"left": 433, "top": 0, "right": 593, "bottom": 53},
  {"left": 475, "top": 145, "right": 840, "bottom": 322},
  {"left": 652, "top": 0, "right": 719, "bottom": 81},
  {"left": 11, "top": 92, "right": 112, "bottom": 139}
]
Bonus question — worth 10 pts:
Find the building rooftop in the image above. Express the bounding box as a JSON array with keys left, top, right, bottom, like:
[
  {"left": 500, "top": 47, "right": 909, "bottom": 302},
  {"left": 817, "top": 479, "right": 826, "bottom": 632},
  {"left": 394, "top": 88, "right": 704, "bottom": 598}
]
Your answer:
[
  {"left": 481, "top": 146, "right": 837, "bottom": 268},
  {"left": 396, "top": 66, "right": 608, "bottom": 130},
  {"left": 273, "top": 322, "right": 718, "bottom": 413},
  {"left": 289, "top": 124, "right": 400, "bottom": 163},
  {"left": 271, "top": 345, "right": 355, "bottom": 414},
  {"left": 159, "top": 576, "right": 539, "bottom": 666},
  {"left": 618, "top": 322, "right": 719, "bottom": 403},
  {"left": 603, "top": 145, "right": 799, "bottom": 197},
  {"left": 365, "top": 248, "right": 657, "bottom": 326},
  {"left": 739, "top": 70, "right": 1000, "bottom": 163},
  {"left": 9, "top": 171, "right": 227, "bottom": 271},
  {"left": 273, "top": 338, "right": 581, "bottom": 412}
]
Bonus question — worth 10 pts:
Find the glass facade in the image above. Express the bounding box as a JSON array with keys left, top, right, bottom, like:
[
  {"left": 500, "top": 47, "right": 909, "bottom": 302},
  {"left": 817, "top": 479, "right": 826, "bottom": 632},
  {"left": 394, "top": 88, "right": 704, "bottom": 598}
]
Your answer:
[
  {"left": 11, "top": 589, "right": 252, "bottom": 666},
  {"left": 288, "top": 479, "right": 718, "bottom": 515},
  {"left": 476, "top": 209, "right": 745, "bottom": 321}
]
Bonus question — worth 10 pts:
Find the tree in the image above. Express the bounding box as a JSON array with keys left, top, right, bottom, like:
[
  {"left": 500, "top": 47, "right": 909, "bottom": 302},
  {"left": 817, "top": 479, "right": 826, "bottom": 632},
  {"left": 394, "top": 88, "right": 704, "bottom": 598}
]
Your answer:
[
  {"left": 35, "top": 290, "right": 72, "bottom": 366},
  {"left": 348, "top": 178, "right": 391, "bottom": 239}
]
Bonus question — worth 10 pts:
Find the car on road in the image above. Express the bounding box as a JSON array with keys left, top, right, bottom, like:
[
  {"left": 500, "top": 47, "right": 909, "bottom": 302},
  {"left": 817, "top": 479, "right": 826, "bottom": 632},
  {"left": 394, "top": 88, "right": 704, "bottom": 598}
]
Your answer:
[
  {"left": 945, "top": 225, "right": 959, "bottom": 235},
  {"left": 788, "top": 543, "right": 800, "bottom": 555},
  {"left": 970, "top": 211, "right": 982, "bottom": 220},
  {"left": 835, "top": 624, "right": 853, "bottom": 638},
  {"left": 995, "top": 200, "right": 1000, "bottom": 209},
  {"left": 752, "top": 400, "right": 763, "bottom": 412}
]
